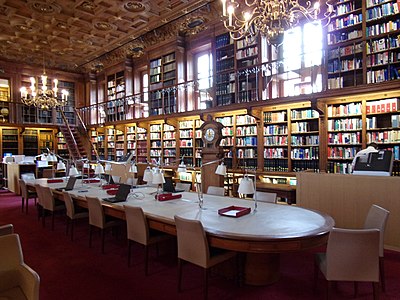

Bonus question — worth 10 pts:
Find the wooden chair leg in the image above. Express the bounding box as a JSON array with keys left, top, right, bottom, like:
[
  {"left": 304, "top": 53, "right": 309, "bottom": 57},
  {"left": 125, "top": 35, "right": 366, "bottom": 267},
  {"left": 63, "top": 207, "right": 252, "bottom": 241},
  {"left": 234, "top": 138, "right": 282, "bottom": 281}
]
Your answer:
[
  {"left": 204, "top": 268, "right": 209, "bottom": 300},
  {"left": 379, "top": 257, "right": 385, "bottom": 292},
  {"left": 101, "top": 229, "right": 105, "bottom": 254},
  {"left": 327, "top": 281, "right": 333, "bottom": 300},
  {"left": 145, "top": 245, "right": 149, "bottom": 276},
  {"left": 70, "top": 220, "right": 75, "bottom": 241},
  {"left": 51, "top": 212, "right": 55, "bottom": 230},
  {"left": 26, "top": 198, "right": 29, "bottom": 214},
  {"left": 128, "top": 240, "right": 132, "bottom": 267},
  {"left": 21, "top": 197, "right": 25, "bottom": 213},
  {"left": 373, "top": 282, "right": 380, "bottom": 300},
  {"left": 354, "top": 282, "right": 358, "bottom": 298},
  {"left": 178, "top": 258, "right": 182, "bottom": 292},
  {"left": 89, "top": 225, "right": 93, "bottom": 248}
]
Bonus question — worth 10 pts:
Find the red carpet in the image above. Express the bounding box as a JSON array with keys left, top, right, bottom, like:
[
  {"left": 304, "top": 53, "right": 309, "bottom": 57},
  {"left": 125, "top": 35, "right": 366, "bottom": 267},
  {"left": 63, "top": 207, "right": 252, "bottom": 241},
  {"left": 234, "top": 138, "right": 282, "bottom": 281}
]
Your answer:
[{"left": 1, "top": 190, "right": 399, "bottom": 300}]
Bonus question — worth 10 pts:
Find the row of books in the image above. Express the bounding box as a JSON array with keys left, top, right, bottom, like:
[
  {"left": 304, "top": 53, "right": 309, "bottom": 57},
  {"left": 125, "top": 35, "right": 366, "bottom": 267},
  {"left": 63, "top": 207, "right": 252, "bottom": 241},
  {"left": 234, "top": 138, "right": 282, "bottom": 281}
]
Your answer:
[
  {"left": 328, "top": 13, "right": 362, "bottom": 32},
  {"left": 215, "top": 82, "right": 235, "bottom": 95},
  {"left": 263, "top": 159, "right": 289, "bottom": 172},
  {"left": 327, "top": 162, "right": 353, "bottom": 174},
  {"left": 292, "top": 160, "right": 319, "bottom": 172},
  {"left": 366, "top": 51, "right": 398, "bottom": 67},
  {"left": 328, "top": 43, "right": 363, "bottom": 59},
  {"left": 367, "top": 0, "right": 400, "bottom": 8},
  {"left": 367, "top": 67, "right": 399, "bottom": 83},
  {"left": 237, "top": 148, "right": 257, "bottom": 158},
  {"left": 366, "top": 98, "right": 398, "bottom": 113},
  {"left": 328, "top": 58, "right": 362, "bottom": 73},
  {"left": 328, "top": 29, "right": 362, "bottom": 45},
  {"left": 367, "top": 130, "right": 400, "bottom": 143},
  {"left": 236, "top": 46, "right": 258, "bottom": 59},
  {"left": 291, "top": 109, "right": 318, "bottom": 120},
  {"left": 327, "top": 118, "right": 363, "bottom": 131},
  {"left": 366, "top": 20, "right": 400, "bottom": 37},
  {"left": 264, "top": 148, "right": 287, "bottom": 159},
  {"left": 236, "top": 136, "right": 257, "bottom": 146},
  {"left": 328, "top": 146, "right": 360, "bottom": 159},
  {"left": 291, "top": 122, "right": 315, "bottom": 133},
  {"left": 236, "top": 126, "right": 257, "bottom": 136},
  {"left": 216, "top": 34, "right": 233, "bottom": 48},
  {"left": 366, "top": 37, "right": 400, "bottom": 54},
  {"left": 236, "top": 115, "right": 257, "bottom": 125},
  {"left": 291, "top": 147, "right": 319, "bottom": 160},
  {"left": 264, "top": 111, "right": 287, "bottom": 123},
  {"left": 263, "top": 136, "right": 288, "bottom": 146},
  {"left": 336, "top": 2, "right": 360, "bottom": 16},
  {"left": 163, "top": 141, "right": 176, "bottom": 148},
  {"left": 291, "top": 135, "right": 319, "bottom": 146},
  {"left": 328, "top": 102, "right": 362, "bottom": 117},
  {"left": 328, "top": 132, "right": 361, "bottom": 144},
  {"left": 366, "top": 3, "right": 399, "bottom": 21},
  {"left": 264, "top": 125, "right": 288, "bottom": 135}
]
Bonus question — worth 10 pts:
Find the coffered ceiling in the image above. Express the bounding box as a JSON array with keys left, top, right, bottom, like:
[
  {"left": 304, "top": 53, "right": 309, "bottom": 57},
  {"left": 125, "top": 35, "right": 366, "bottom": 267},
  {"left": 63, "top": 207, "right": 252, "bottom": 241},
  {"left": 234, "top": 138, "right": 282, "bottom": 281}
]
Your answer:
[{"left": 0, "top": 0, "right": 217, "bottom": 73}]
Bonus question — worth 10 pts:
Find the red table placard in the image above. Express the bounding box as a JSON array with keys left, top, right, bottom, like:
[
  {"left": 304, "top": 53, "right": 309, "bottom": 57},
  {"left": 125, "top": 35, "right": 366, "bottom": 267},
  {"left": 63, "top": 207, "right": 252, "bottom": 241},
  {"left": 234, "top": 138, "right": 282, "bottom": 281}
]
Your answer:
[
  {"left": 106, "top": 189, "right": 119, "bottom": 195},
  {"left": 218, "top": 206, "right": 251, "bottom": 218},
  {"left": 47, "top": 179, "right": 64, "bottom": 183},
  {"left": 102, "top": 184, "right": 120, "bottom": 190},
  {"left": 155, "top": 193, "right": 182, "bottom": 201}
]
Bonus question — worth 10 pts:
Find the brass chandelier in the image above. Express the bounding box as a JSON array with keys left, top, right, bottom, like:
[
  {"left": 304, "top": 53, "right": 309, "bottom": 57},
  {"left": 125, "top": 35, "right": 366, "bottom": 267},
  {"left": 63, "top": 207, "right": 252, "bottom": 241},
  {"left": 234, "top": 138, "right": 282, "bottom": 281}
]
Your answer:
[
  {"left": 20, "top": 60, "right": 69, "bottom": 110},
  {"left": 221, "top": 0, "right": 335, "bottom": 45}
]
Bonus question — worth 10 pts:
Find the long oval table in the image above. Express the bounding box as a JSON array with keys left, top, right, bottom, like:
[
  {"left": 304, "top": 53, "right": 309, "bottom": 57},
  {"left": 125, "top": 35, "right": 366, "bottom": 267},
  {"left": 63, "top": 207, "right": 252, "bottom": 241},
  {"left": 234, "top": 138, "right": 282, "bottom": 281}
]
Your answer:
[{"left": 29, "top": 179, "right": 334, "bottom": 285}]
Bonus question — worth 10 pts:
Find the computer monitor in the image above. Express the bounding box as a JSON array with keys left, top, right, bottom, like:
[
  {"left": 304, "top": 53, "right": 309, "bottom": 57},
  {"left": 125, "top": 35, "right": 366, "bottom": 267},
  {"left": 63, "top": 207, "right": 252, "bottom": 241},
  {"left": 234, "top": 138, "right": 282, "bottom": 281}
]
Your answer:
[
  {"left": 117, "top": 152, "right": 135, "bottom": 163},
  {"left": 353, "top": 150, "right": 393, "bottom": 176}
]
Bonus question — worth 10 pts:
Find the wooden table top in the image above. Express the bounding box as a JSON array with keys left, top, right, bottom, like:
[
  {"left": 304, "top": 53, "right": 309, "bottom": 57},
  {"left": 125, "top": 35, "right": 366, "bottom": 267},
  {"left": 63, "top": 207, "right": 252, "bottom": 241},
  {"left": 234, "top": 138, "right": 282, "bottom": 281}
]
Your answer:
[{"left": 29, "top": 178, "right": 334, "bottom": 253}]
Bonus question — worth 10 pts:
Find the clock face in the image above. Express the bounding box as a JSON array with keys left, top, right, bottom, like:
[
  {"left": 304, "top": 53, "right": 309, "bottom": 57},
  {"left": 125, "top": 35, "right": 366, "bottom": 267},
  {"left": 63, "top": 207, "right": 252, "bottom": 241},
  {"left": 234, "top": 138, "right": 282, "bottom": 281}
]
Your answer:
[{"left": 204, "top": 127, "right": 216, "bottom": 142}]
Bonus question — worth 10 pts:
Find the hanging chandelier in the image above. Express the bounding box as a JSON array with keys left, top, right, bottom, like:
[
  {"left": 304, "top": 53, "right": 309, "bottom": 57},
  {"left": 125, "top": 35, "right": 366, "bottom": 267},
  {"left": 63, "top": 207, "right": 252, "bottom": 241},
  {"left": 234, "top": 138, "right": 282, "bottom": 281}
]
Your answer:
[
  {"left": 220, "top": 0, "right": 335, "bottom": 45},
  {"left": 20, "top": 64, "right": 69, "bottom": 110}
]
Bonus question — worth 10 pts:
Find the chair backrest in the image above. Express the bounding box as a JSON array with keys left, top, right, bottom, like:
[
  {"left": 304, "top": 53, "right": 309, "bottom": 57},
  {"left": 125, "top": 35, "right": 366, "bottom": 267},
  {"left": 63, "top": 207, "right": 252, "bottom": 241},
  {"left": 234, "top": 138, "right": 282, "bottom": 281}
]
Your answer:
[
  {"left": 0, "top": 233, "right": 40, "bottom": 300},
  {"left": 363, "top": 204, "right": 390, "bottom": 257},
  {"left": 86, "top": 196, "right": 105, "bottom": 228},
  {"left": 125, "top": 177, "right": 138, "bottom": 186},
  {"left": 63, "top": 192, "right": 75, "bottom": 219},
  {"left": 19, "top": 179, "right": 28, "bottom": 199},
  {"left": 34, "top": 184, "right": 44, "bottom": 206},
  {"left": 0, "top": 234, "right": 23, "bottom": 271},
  {"left": 40, "top": 186, "right": 54, "bottom": 211},
  {"left": 174, "top": 215, "right": 209, "bottom": 268},
  {"left": 0, "top": 224, "right": 13, "bottom": 236},
  {"left": 124, "top": 206, "right": 149, "bottom": 245},
  {"left": 21, "top": 173, "right": 35, "bottom": 181},
  {"left": 206, "top": 186, "right": 225, "bottom": 196},
  {"left": 254, "top": 191, "right": 277, "bottom": 203},
  {"left": 326, "top": 228, "right": 380, "bottom": 282},
  {"left": 176, "top": 182, "right": 191, "bottom": 192}
]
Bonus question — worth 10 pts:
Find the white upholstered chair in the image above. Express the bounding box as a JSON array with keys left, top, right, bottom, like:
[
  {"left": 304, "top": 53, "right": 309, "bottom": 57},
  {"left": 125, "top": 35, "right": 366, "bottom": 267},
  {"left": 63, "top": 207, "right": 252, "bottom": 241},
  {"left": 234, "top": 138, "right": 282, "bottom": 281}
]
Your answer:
[
  {"left": 40, "top": 186, "right": 65, "bottom": 230},
  {"left": 206, "top": 186, "right": 225, "bottom": 196},
  {"left": 363, "top": 204, "right": 390, "bottom": 291},
  {"left": 314, "top": 228, "right": 380, "bottom": 300},
  {"left": 0, "top": 234, "right": 40, "bottom": 300},
  {"left": 63, "top": 192, "right": 89, "bottom": 241},
  {"left": 124, "top": 205, "right": 171, "bottom": 274},
  {"left": 0, "top": 223, "right": 13, "bottom": 236},
  {"left": 175, "top": 182, "right": 191, "bottom": 192},
  {"left": 174, "top": 215, "right": 236, "bottom": 299},
  {"left": 86, "top": 196, "right": 123, "bottom": 253},
  {"left": 19, "top": 179, "right": 37, "bottom": 214},
  {"left": 254, "top": 191, "right": 277, "bottom": 203}
]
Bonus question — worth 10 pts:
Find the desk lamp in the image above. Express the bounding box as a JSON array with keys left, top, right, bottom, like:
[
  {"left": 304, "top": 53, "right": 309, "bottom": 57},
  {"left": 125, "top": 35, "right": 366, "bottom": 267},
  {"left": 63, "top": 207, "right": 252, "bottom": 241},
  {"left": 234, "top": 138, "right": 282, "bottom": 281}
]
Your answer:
[
  {"left": 129, "top": 161, "right": 138, "bottom": 188},
  {"left": 68, "top": 164, "right": 79, "bottom": 177},
  {"left": 152, "top": 166, "right": 165, "bottom": 200},
  {"left": 196, "top": 158, "right": 227, "bottom": 209},
  {"left": 94, "top": 162, "right": 105, "bottom": 186},
  {"left": 238, "top": 169, "right": 257, "bottom": 212}
]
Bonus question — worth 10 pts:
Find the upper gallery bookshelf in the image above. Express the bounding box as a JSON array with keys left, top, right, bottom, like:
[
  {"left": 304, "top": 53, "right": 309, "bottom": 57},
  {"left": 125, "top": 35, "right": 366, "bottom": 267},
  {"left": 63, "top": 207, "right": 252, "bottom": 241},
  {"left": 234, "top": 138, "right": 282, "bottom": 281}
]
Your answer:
[
  {"left": 215, "top": 33, "right": 236, "bottom": 106},
  {"left": 1, "top": 128, "right": 19, "bottom": 156},
  {"left": 149, "top": 52, "right": 177, "bottom": 116},
  {"left": 106, "top": 71, "right": 125, "bottom": 122},
  {"left": 327, "top": 0, "right": 400, "bottom": 89}
]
